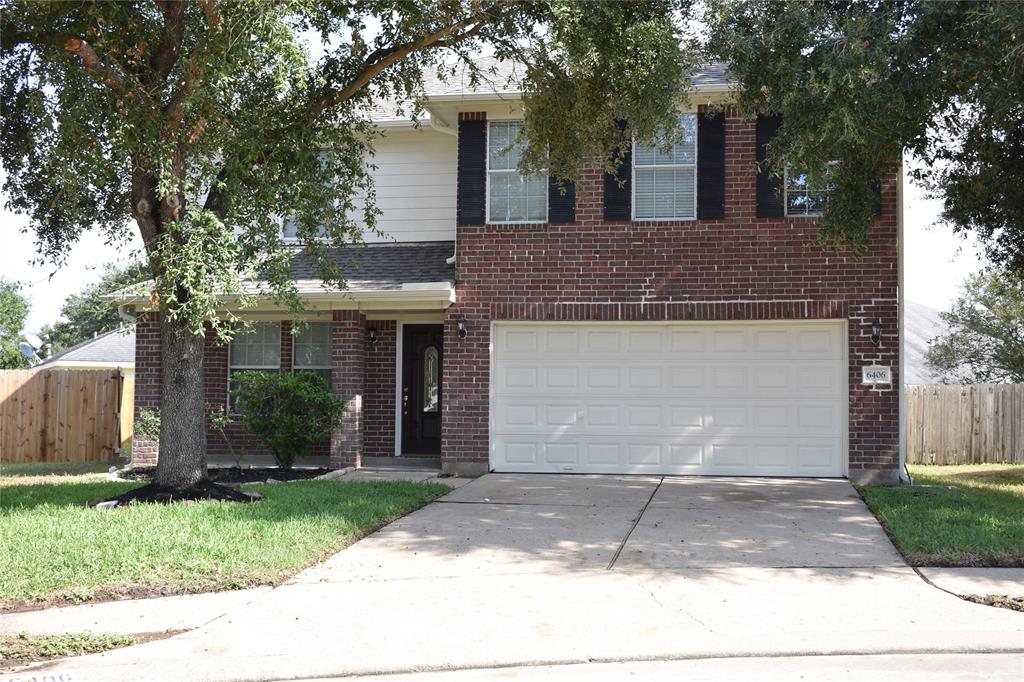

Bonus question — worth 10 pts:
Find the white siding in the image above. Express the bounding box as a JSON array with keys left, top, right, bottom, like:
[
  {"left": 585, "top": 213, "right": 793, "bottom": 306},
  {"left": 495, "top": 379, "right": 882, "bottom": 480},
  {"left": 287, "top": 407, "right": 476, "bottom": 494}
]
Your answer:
[{"left": 363, "top": 128, "right": 456, "bottom": 243}]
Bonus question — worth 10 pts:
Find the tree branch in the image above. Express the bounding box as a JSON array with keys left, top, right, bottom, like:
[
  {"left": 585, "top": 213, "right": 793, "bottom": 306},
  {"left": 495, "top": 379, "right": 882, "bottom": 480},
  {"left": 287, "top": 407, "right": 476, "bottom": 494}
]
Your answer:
[
  {"left": 63, "top": 38, "right": 128, "bottom": 94},
  {"left": 148, "top": 0, "right": 187, "bottom": 85},
  {"left": 313, "top": 13, "right": 497, "bottom": 114}
]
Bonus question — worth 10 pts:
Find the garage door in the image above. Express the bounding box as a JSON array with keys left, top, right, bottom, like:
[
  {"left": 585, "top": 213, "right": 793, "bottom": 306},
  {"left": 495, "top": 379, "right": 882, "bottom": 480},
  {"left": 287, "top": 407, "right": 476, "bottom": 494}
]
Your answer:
[{"left": 491, "top": 322, "right": 846, "bottom": 476}]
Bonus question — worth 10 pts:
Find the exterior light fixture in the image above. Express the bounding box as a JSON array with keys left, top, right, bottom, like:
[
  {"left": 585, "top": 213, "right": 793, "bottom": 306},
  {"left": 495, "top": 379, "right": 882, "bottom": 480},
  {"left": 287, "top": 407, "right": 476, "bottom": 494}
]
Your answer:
[
  {"left": 367, "top": 328, "right": 377, "bottom": 346},
  {"left": 457, "top": 315, "right": 468, "bottom": 339},
  {"left": 871, "top": 319, "right": 882, "bottom": 346}
]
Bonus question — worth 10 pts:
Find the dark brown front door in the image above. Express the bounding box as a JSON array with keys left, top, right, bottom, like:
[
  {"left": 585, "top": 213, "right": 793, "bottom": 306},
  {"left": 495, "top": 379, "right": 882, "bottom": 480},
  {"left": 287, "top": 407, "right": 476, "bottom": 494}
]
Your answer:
[{"left": 401, "top": 324, "right": 443, "bottom": 455}]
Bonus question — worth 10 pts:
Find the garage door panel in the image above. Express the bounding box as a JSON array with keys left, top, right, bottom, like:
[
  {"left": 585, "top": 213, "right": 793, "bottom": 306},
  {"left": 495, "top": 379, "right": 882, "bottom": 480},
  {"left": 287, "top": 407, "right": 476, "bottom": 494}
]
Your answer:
[{"left": 492, "top": 322, "right": 845, "bottom": 476}]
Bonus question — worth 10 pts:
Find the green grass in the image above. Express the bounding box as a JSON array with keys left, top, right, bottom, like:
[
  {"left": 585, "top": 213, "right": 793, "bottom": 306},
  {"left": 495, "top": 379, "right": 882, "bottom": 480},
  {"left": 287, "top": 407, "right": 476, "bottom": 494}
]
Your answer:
[
  {"left": 0, "top": 632, "right": 136, "bottom": 663},
  {"left": 0, "top": 474, "right": 448, "bottom": 606},
  {"left": 861, "top": 464, "right": 1024, "bottom": 566}
]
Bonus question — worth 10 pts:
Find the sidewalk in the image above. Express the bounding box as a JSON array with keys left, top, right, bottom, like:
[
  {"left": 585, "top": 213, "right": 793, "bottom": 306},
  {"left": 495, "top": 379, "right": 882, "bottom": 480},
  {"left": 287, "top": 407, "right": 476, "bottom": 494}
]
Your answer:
[{"left": 919, "top": 568, "right": 1024, "bottom": 598}]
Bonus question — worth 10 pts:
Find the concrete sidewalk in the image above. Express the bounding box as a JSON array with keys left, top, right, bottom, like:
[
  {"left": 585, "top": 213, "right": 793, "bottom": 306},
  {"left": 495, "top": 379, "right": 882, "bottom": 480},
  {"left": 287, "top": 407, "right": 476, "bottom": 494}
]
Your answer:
[
  {"left": 919, "top": 568, "right": 1024, "bottom": 598},
  {"left": 1, "top": 589, "right": 270, "bottom": 637},
  {"left": 17, "top": 475, "right": 1024, "bottom": 682}
]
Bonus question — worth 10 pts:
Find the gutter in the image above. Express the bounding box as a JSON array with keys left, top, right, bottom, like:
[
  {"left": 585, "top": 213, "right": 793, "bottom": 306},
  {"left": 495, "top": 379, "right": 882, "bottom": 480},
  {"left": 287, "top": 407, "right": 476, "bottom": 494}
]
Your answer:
[{"left": 898, "top": 159, "right": 911, "bottom": 485}]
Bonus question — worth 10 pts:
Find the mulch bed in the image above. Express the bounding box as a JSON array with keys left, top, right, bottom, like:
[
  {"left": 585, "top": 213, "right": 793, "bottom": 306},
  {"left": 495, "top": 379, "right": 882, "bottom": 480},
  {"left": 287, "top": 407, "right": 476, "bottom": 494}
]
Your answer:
[
  {"left": 121, "top": 466, "right": 330, "bottom": 484},
  {"left": 964, "top": 594, "right": 1024, "bottom": 613}
]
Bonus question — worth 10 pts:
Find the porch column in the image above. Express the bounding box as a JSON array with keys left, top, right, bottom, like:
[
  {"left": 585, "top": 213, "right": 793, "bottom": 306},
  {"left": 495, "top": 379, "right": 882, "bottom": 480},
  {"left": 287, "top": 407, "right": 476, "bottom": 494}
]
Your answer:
[{"left": 330, "top": 310, "right": 366, "bottom": 468}]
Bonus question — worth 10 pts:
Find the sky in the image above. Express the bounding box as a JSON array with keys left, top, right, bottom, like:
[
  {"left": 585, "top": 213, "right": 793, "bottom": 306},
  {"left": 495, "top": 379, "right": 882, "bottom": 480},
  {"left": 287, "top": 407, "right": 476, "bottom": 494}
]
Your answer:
[{"left": 0, "top": 158, "right": 984, "bottom": 335}]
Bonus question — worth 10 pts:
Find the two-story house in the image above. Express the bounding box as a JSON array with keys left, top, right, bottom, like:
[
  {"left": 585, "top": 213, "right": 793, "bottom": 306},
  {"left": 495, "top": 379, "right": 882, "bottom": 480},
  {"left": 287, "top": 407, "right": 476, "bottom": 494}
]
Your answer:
[{"left": 131, "top": 61, "right": 903, "bottom": 485}]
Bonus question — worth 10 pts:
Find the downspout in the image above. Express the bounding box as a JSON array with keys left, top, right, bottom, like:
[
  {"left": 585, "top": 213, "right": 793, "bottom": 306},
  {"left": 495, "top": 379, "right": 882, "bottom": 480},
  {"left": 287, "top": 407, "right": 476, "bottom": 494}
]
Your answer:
[
  {"left": 898, "top": 158, "right": 912, "bottom": 485},
  {"left": 426, "top": 107, "right": 460, "bottom": 267}
]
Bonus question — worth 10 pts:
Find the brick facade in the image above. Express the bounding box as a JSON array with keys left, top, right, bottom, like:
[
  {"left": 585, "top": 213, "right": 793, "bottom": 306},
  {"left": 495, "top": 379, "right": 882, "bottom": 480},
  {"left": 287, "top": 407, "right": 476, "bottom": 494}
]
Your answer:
[
  {"left": 133, "top": 107, "right": 900, "bottom": 482},
  {"left": 441, "top": 108, "right": 899, "bottom": 480}
]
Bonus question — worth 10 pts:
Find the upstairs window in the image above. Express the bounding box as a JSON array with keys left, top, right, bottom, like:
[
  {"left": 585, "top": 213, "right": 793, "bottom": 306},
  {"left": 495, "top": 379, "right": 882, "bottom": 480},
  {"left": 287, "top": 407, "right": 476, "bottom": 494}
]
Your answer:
[
  {"left": 293, "top": 321, "right": 332, "bottom": 384},
  {"left": 785, "top": 162, "right": 837, "bottom": 217},
  {"left": 487, "top": 120, "right": 547, "bottom": 223},
  {"left": 228, "top": 322, "right": 281, "bottom": 412},
  {"left": 633, "top": 114, "right": 698, "bottom": 220}
]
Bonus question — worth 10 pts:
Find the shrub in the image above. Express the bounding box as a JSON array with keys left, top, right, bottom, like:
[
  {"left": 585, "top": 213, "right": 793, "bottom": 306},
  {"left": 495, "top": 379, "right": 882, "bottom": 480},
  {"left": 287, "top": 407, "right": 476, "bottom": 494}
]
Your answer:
[
  {"left": 136, "top": 408, "right": 160, "bottom": 443},
  {"left": 230, "top": 371, "right": 344, "bottom": 469}
]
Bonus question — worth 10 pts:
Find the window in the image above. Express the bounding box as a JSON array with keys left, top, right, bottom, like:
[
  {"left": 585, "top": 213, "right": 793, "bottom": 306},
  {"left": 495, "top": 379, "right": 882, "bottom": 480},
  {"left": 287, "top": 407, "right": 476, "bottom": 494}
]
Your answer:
[
  {"left": 293, "top": 321, "right": 332, "bottom": 384},
  {"left": 228, "top": 322, "right": 281, "bottom": 412},
  {"left": 633, "top": 114, "right": 698, "bottom": 220},
  {"left": 487, "top": 120, "right": 547, "bottom": 223},
  {"left": 785, "top": 162, "right": 837, "bottom": 217},
  {"left": 422, "top": 346, "right": 439, "bottom": 413},
  {"left": 281, "top": 217, "right": 329, "bottom": 240}
]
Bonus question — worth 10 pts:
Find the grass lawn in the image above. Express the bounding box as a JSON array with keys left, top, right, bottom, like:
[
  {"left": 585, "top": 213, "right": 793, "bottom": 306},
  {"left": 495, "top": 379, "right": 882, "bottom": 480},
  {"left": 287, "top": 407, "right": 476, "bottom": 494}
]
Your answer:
[
  {"left": 861, "top": 464, "right": 1024, "bottom": 567},
  {"left": 0, "top": 464, "right": 448, "bottom": 608}
]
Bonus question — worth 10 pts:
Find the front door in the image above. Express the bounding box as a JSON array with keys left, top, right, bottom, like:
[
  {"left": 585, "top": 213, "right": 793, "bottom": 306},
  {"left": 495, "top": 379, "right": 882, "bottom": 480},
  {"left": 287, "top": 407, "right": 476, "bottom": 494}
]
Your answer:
[{"left": 401, "top": 324, "right": 443, "bottom": 455}]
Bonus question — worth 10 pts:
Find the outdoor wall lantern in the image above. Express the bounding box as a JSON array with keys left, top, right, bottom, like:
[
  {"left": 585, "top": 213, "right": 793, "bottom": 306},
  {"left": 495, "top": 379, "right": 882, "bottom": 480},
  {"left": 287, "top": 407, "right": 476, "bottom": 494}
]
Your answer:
[
  {"left": 457, "top": 315, "right": 468, "bottom": 339},
  {"left": 367, "top": 328, "right": 377, "bottom": 346},
  {"left": 871, "top": 319, "right": 882, "bottom": 346}
]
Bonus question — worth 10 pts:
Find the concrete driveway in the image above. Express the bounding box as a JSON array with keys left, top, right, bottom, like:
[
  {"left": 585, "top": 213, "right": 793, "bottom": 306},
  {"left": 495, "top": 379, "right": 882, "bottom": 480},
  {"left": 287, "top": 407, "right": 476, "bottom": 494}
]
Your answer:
[{"left": 34, "top": 474, "right": 1024, "bottom": 681}]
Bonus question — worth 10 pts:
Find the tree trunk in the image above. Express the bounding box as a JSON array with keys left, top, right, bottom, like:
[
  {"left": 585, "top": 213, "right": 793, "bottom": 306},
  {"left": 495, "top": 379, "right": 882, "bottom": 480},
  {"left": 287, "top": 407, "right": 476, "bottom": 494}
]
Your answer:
[{"left": 154, "top": 308, "right": 208, "bottom": 489}]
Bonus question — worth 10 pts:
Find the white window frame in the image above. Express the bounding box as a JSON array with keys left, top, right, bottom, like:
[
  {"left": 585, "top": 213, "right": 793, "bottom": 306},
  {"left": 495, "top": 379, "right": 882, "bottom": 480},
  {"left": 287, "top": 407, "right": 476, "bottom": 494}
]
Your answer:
[
  {"left": 783, "top": 161, "right": 838, "bottom": 218},
  {"left": 631, "top": 114, "right": 699, "bottom": 222},
  {"left": 281, "top": 149, "right": 336, "bottom": 241},
  {"left": 485, "top": 119, "right": 548, "bottom": 225},
  {"left": 292, "top": 321, "right": 333, "bottom": 383},
  {"left": 227, "top": 321, "right": 282, "bottom": 414}
]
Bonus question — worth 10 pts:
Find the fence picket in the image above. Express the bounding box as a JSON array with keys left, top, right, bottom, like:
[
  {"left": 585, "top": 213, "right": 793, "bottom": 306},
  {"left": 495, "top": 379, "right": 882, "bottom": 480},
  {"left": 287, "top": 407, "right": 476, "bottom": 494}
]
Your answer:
[
  {"left": 0, "top": 368, "right": 128, "bottom": 464},
  {"left": 906, "top": 384, "right": 1024, "bottom": 465}
]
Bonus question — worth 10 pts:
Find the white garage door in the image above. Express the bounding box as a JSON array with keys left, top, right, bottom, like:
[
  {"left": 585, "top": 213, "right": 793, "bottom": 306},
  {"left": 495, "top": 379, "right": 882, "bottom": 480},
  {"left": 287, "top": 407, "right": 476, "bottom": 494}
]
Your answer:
[{"left": 491, "top": 322, "right": 846, "bottom": 476}]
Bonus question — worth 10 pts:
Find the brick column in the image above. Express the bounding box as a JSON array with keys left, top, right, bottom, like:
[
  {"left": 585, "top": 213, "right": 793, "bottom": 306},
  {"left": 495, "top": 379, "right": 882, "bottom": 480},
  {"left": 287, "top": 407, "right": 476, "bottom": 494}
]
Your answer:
[
  {"left": 131, "top": 313, "right": 161, "bottom": 466},
  {"left": 330, "top": 310, "right": 366, "bottom": 468}
]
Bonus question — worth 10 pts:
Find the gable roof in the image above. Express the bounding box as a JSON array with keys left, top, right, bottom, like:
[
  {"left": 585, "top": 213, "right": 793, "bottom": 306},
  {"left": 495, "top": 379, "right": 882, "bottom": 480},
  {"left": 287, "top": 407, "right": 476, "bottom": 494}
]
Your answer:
[
  {"left": 904, "top": 301, "right": 950, "bottom": 384},
  {"left": 369, "top": 58, "right": 734, "bottom": 122},
  {"left": 38, "top": 327, "right": 135, "bottom": 368}
]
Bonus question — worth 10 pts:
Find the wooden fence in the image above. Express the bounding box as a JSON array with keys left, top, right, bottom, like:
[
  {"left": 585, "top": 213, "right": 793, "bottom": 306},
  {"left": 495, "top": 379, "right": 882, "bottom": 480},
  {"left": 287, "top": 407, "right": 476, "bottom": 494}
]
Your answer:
[
  {"left": 0, "top": 369, "right": 128, "bottom": 464},
  {"left": 905, "top": 384, "right": 1024, "bottom": 465}
]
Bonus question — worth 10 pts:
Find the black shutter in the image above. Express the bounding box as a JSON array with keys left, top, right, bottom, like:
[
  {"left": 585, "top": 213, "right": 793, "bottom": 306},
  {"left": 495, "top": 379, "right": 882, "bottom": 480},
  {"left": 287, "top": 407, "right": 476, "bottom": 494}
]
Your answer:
[
  {"left": 697, "top": 111, "right": 726, "bottom": 219},
  {"left": 873, "top": 180, "right": 883, "bottom": 216},
  {"left": 457, "top": 117, "right": 486, "bottom": 225},
  {"left": 548, "top": 177, "right": 576, "bottom": 223},
  {"left": 603, "top": 128, "right": 632, "bottom": 221},
  {"left": 756, "top": 114, "right": 784, "bottom": 218}
]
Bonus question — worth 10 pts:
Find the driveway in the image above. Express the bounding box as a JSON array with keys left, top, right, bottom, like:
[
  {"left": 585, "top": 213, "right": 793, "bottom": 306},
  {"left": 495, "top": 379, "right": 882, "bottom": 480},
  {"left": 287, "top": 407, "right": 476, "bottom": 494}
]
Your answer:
[{"left": 34, "top": 475, "right": 1024, "bottom": 681}]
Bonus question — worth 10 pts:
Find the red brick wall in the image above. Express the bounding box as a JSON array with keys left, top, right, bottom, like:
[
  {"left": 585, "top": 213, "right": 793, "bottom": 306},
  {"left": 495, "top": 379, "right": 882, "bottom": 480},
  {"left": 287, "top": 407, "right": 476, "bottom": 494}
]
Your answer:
[
  {"left": 330, "top": 310, "right": 366, "bottom": 468},
  {"left": 133, "top": 317, "right": 333, "bottom": 467},
  {"left": 443, "top": 108, "right": 900, "bottom": 476},
  {"left": 131, "top": 313, "right": 161, "bottom": 466},
  {"left": 364, "top": 321, "right": 397, "bottom": 457}
]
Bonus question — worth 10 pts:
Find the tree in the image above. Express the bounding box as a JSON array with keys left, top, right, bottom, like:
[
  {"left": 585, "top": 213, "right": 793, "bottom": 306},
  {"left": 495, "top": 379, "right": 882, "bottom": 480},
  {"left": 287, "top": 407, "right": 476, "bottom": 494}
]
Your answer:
[
  {"left": 2, "top": 0, "right": 701, "bottom": 493},
  {"left": 710, "top": 1, "right": 1024, "bottom": 263},
  {"left": 927, "top": 271, "right": 1024, "bottom": 384},
  {"left": 41, "top": 261, "right": 148, "bottom": 354},
  {"left": 0, "top": 279, "right": 30, "bottom": 369}
]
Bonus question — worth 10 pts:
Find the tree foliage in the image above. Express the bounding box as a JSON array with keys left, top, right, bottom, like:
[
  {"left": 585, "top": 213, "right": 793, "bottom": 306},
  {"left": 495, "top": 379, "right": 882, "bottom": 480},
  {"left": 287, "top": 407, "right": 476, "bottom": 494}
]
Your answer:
[
  {"left": 0, "top": 279, "right": 30, "bottom": 369},
  {"left": 1, "top": 0, "right": 700, "bottom": 487},
  {"left": 40, "top": 261, "right": 148, "bottom": 354},
  {"left": 927, "top": 271, "right": 1024, "bottom": 385},
  {"left": 231, "top": 371, "right": 345, "bottom": 469},
  {"left": 710, "top": 1, "right": 1024, "bottom": 262},
  {"left": 2, "top": 0, "right": 699, "bottom": 336}
]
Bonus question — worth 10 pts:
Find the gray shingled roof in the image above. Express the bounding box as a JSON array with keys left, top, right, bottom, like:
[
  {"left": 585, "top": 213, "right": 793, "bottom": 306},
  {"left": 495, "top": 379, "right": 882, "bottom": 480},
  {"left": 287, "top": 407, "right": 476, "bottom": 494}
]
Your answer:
[
  {"left": 39, "top": 327, "right": 135, "bottom": 367},
  {"left": 369, "top": 58, "right": 734, "bottom": 120},
  {"left": 285, "top": 241, "right": 456, "bottom": 293}
]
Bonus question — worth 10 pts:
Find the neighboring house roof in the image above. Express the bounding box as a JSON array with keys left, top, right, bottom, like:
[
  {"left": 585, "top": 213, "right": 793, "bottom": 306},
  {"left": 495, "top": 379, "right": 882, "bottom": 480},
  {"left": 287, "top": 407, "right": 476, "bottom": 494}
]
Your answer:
[
  {"left": 904, "top": 301, "right": 949, "bottom": 384},
  {"left": 38, "top": 327, "right": 136, "bottom": 368},
  {"left": 283, "top": 240, "right": 457, "bottom": 294}
]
